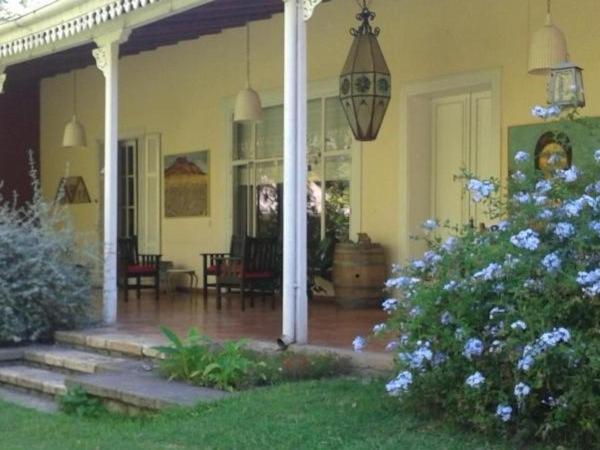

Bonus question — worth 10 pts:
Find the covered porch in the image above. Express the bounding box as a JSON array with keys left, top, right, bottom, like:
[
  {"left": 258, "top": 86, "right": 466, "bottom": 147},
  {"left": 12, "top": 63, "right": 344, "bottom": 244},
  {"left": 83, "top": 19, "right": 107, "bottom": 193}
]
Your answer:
[{"left": 0, "top": 0, "right": 597, "bottom": 350}]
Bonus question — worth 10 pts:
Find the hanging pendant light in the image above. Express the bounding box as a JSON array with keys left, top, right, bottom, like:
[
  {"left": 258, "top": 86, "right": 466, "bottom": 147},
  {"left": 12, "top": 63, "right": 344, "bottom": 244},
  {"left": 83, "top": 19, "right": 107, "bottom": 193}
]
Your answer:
[
  {"left": 339, "top": 0, "right": 391, "bottom": 142},
  {"left": 62, "top": 71, "right": 87, "bottom": 148},
  {"left": 528, "top": 0, "right": 568, "bottom": 75},
  {"left": 234, "top": 23, "right": 263, "bottom": 123}
]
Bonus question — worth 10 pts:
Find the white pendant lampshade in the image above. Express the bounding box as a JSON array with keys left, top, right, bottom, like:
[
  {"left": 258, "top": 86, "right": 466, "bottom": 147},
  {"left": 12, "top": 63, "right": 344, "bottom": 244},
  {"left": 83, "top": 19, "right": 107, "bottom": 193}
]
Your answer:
[
  {"left": 528, "top": 0, "right": 568, "bottom": 75},
  {"left": 234, "top": 86, "right": 263, "bottom": 122},
  {"left": 62, "top": 115, "right": 87, "bottom": 148},
  {"left": 234, "top": 24, "right": 263, "bottom": 123},
  {"left": 62, "top": 71, "right": 87, "bottom": 148}
]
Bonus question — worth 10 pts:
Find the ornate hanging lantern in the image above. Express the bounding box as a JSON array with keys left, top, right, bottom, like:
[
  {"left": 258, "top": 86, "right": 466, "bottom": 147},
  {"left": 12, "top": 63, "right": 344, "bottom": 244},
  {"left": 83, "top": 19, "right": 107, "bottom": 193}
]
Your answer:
[
  {"left": 339, "top": 1, "right": 391, "bottom": 142},
  {"left": 547, "top": 62, "right": 585, "bottom": 108}
]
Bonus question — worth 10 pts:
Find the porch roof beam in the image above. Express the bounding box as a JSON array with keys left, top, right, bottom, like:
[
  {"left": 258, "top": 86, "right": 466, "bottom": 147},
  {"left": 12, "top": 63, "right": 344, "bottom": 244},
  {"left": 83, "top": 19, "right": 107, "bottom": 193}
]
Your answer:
[{"left": 0, "top": 0, "right": 216, "bottom": 69}]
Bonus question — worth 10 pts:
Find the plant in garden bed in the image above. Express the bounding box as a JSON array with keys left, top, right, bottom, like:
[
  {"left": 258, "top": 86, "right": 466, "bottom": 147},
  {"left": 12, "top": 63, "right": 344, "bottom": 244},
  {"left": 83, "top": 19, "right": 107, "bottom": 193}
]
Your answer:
[
  {"left": 59, "top": 385, "right": 107, "bottom": 418},
  {"left": 155, "top": 326, "right": 352, "bottom": 391},
  {"left": 357, "top": 109, "right": 600, "bottom": 447},
  {"left": 0, "top": 154, "right": 92, "bottom": 345}
]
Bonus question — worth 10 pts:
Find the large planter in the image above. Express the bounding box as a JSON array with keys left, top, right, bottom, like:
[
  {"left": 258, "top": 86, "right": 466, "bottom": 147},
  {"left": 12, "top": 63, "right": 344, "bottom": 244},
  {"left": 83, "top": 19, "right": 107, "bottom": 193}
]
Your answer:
[{"left": 332, "top": 235, "right": 386, "bottom": 309}]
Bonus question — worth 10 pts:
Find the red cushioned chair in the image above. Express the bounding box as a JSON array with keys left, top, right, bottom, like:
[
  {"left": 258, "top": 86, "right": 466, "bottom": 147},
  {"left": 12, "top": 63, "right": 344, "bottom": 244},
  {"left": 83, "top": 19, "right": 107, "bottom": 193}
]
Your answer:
[
  {"left": 118, "top": 236, "right": 161, "bottom": 302},
  {"left": 215, "top": 236, "right": 279, "bottom": 311},
  {"left": 200, "top": 235, "right": 245, "bottom": 302}
]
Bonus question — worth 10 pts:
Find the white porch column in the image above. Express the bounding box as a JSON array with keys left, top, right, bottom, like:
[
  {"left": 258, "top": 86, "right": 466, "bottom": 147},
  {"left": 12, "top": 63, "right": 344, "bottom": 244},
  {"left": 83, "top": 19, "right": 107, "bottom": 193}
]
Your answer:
[
  {"left": 93, "top": 29, "right": 130, "bottom": 325},
  {"left": 282, "top": 0, "right": 299, "bottom": 342},
  {"left": 282, "top": 0, "right": 318, "bottom": 344}
]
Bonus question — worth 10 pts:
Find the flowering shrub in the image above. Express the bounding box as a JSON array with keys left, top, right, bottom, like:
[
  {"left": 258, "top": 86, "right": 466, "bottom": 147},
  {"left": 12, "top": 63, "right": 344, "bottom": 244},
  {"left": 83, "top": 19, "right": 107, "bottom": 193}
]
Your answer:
[
  {"left": 361, "top": 120, "right": 600, "bottom": 446},
  {"left": 0, "top": 157, "right": 91, "bottom": 344}
]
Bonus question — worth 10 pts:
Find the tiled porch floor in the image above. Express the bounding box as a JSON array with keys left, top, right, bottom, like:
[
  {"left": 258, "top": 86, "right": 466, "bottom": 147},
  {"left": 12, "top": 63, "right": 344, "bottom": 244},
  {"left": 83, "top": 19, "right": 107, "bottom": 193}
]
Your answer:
[{"left": 108, "top": 290, "right": 387, "bottom": 351}]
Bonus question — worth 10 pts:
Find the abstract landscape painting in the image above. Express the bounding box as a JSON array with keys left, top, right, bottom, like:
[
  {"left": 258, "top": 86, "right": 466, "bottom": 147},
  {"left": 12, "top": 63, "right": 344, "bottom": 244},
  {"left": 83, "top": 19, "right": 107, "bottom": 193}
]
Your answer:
[{"left": 164, "top": 150, "right": 209, "bottom": 217}]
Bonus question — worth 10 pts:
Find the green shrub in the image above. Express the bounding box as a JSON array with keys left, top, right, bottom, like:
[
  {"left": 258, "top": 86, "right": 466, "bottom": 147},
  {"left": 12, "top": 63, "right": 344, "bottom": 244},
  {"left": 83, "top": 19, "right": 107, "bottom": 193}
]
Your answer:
[
  {"left": 366, "top": 116, "right": 600, "bottom": 447},
  {"left": 156, "top": 326, "right": 352, "bottom": 391},
  {"left": 0, "top": 156, "right": 91, "bottom": 345},
  {"left": 155, "top": 326, "right": 255, "bottom": 392},
  {"left": 59, "top": 385, "right": 107, "bottom": 417}
]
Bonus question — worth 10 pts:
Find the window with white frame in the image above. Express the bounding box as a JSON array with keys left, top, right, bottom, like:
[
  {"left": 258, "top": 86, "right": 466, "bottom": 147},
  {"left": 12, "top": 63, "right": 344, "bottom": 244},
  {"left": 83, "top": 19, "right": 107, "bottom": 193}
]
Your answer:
[{"left": 232, "top": 95, "right": 358, "bottom": 252}]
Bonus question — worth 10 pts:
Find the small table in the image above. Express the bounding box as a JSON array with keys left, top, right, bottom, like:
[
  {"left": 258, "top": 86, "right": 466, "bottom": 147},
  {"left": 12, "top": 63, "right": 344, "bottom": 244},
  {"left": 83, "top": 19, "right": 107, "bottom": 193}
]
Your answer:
[{"left": 166, "top": 269, "right": 199, "bottom": 294}]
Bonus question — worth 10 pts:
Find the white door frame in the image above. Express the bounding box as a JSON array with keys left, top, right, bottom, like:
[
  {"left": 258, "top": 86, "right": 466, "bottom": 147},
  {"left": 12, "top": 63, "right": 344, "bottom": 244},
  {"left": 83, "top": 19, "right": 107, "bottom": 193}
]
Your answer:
[{"left": 398, "top": 68, "right": 502, "bottom": 262}]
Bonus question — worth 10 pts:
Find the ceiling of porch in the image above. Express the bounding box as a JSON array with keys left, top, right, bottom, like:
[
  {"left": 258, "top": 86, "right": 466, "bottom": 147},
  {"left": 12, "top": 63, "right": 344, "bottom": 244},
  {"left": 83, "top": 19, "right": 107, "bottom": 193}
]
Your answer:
[{"left": 6, "top": 0, "right": 295, "bottom": 88}]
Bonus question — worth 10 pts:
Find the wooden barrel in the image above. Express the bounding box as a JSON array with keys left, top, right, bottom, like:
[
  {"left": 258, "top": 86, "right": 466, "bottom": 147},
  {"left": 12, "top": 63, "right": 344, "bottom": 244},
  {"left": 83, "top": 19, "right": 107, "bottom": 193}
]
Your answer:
[{"left": 332, "top": 241, "right": 386, "bottom": 309}]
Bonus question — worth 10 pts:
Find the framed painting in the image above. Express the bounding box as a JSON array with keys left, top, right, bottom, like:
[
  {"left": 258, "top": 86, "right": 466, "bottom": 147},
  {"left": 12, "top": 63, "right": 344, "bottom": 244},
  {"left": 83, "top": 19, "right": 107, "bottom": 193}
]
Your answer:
[
  {"left": 164, "top": 150, "right": 210, "bottom": 217},
  {"left": 508, "top": 117, "right": 600, "bottom": 176},
  {"left": 55, "top": 176, "right": 91, "bottom": 204}
]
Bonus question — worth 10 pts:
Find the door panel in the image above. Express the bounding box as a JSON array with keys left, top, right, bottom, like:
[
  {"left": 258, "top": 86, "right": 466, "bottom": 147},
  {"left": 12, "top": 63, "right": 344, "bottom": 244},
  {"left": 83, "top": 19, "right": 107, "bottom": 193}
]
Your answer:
[
  {"left": 431, "top": 91, "right": 495, "bottom": 229},
  {"left": 431, "top": 94, "right": 470, "bottom": 227}
]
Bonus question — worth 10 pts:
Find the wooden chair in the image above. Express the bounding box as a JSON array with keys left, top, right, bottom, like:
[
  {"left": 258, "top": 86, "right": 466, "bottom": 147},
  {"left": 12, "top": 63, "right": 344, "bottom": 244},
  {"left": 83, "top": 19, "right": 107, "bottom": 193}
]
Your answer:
[
  {"left": 200, "top": 235, "right": 246, "bottom": 302},
  {"left": 117, "top": 236, "right": 161, "bottom": 302},
  {"left": 215, "top": 236, "right": 279, "bottom": 311}
]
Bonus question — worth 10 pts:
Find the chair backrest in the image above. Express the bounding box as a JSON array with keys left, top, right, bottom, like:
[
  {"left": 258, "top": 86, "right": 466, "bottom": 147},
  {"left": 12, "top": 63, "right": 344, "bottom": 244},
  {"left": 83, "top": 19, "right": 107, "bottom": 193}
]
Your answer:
[
  {"left": 118, "top": 236, "right": 139, "bottom": 265},
  {"left": 229, "top": 235, "right": 246, "bottom": 258},
  {"left": 244, "top": 237, "right": 279, "bottom": 273}
]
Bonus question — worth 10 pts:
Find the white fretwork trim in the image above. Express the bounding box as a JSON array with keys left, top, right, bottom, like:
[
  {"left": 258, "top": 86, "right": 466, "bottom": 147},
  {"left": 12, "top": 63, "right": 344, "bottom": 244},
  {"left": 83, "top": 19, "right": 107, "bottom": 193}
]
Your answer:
[
  {"left": 0, "top": 0, "right": 160, "bottom": 59},
  {"left": 303, "top": 0, "right": 322, "bottom": 21}
]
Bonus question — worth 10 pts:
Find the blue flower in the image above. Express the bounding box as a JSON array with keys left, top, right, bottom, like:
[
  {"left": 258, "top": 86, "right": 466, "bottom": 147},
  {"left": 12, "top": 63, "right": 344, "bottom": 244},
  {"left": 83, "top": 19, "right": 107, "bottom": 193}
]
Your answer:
[
  {"left": 595, "top": 149, "right": 600, "bottom": 163},
  {"left": 554, "top": 222, "right": 575, "bottom": 240},
  {"left": 381, "top": 298, "right": 398, "bottom": 313},
  {"left": 463, "top": 338, "right": 484, "bottom": 360},
  {"left": 514, "top": 151, "right": 530, "bottom": 162},
  {"left": 465, "top": 371, "right": 485, "bottom": 388},
  {"left": 467, "top": 179, "right": 495, "bottom": 203},
  {"left": 400, "top": 341, "right": 433, "bottom": 370},
  {"left": 558, "top": 166, "right": 579, "bottom": 183},
  {"left": 496, "top": 404, "right": 513, "bottom": 422},
  {"left": 511, "top": 320, "right": 527, "bottom": 331},
  {"left": 513, "top": 192, "right": 531, "bottom": 203},
  {"left": 440, "top": 311, "right": 453, "bottom": 325},
  {"left": 512, "top": 171, "right": 527, "bottom": 182},
  {"left": 535, "top": 180, "right": 552, "bottom": 194},
  {"left": 385, "top": 371, "right": 413, "bottom": 396},
  {"left": 422, "top": 219, "right": 438, "bottom": 231},
  {"left": 372, "top": 323, "right": 386, "bottom": 334},
  {"left": 510, "top": 229, "right": 540, "bottom": 250},
  {"left": 352, "top": 336, "right": 367, "bottom": 352},
  {"left": 542, "top": 252, "right": 561, "bottom": 272},
  {"left": 473, "top": 263, "right": 503, "bottom": 281},
  {"left": 514, "top": 382, "right": 531, "bottom": 400}
]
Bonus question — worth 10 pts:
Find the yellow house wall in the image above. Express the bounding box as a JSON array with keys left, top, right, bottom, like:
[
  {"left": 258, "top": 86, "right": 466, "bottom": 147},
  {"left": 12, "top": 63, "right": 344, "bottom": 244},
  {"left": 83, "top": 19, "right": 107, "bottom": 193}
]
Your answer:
[{"left": 40, "top": 0, "right": 600, "bottom": 277}]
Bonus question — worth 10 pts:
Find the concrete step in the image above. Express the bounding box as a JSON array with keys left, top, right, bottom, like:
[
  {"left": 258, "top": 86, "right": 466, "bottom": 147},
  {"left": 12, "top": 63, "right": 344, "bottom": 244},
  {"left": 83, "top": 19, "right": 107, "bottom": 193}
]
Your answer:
[
  {"left": 0, "top": 385, "right": 58, "bottom": 413},
  {"left": 66, "top": 371, "right": 231, "bottom": 411},
  {"left": 24, "top": 346, "right": 139, "bottom": 374},
  {"left": 0, "top": 365, "right": 66, "bottom": 396},
  {"left": 55, "top": 330, "right": 164, "bottom": 359}
]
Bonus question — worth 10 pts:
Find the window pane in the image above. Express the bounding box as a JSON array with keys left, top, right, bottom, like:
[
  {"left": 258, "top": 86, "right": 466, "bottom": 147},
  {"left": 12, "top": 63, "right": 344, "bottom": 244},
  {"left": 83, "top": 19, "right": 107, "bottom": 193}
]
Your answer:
[
  {"left": 256, "top": 105, "right": 283, "bottom": 159},
  {"left": 325, "top": 97, "right": 353, "bottom": 151},
  {"left": 233, "top": 166, "right": 250, "bottom": 236},
  {"left": 325, "top": 155, "right": 351, "bottom": 241},
  {"left": 234, "top": 122, "right": 252, "bottom": 160},
  {"left": 307, "top": 99, "right": 322, "bottom": 155},
  {"left": 255, "top": 161, "right": 282, "bottom": 239},
  {"left": 307, "top": 161, "right": 322, "bottom": 251}
]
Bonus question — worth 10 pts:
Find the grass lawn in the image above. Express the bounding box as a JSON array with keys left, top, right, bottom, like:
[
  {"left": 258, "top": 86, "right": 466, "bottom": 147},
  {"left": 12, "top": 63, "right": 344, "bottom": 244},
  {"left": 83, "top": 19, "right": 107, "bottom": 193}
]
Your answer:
[{"left": 0, "top": 378, "right": 547, "bottom": 450}]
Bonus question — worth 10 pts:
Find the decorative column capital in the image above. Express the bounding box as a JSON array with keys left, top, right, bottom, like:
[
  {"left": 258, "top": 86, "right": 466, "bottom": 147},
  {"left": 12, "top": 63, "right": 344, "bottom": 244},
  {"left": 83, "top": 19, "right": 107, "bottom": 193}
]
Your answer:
[
  {"left": 93, "top": 28, "right": 131, "bottom": 77},
  {"left": 303, "top": 0, "right": 323, "bottom": 21}
]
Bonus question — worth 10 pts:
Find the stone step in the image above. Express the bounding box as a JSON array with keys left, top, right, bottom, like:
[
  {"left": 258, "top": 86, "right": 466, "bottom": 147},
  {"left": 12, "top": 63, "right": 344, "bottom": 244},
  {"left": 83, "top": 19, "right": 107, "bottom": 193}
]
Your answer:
[
  {"left": 66, "top": 371, "right": 231, "bottom": 411},
  {"left": 0, "top": 385, "right": 58, "bottom": 413},
  {"left": 55, "top": 330, "right": 164, "bottom": 359},
  {"left": 23, "top": 346, "right": 139, "bottom": 374},
  {"left": 0, "top": 365, "right": 66, "bottom": 396}
]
